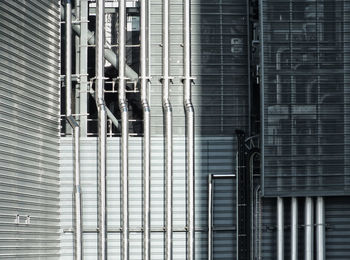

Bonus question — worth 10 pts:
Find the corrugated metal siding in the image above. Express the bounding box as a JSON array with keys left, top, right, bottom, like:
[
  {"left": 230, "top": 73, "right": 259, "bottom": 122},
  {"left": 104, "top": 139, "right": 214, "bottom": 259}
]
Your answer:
[
  {"left": 0, "top": 0, "right": 61, "bottom": 259},
  {"left": 260, "top": 197, "right": 350, "bottom": 259},
  {"left": 150, "top": 0, "right": 249, "bottom": 135},
  {"left": 60, "top": 136, "right": 236, "bottom": 259},
  {"left": 261, "top": 0, "right": 350, "bottom": 196}
]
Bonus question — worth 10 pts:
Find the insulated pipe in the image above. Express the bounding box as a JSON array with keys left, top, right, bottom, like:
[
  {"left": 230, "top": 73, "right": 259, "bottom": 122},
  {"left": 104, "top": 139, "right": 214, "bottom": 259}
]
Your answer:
[
  {"left": 305, "top": 197, "right": 314, "bottom": 260},
  {"left": 291, "top": 197, "right": 298, "bottom": 260},
  {"left": 277, "top": 197, "right": 284, "bottom": 260},
  {"left": 184, "top": 0, "right": 195, "bottom": 259},
  {"left": 60, "top": 6, "right": 138, "bottom": 82},
  {"left": 316, "top": 197, "right": 325, "bottom": 260},
  {"left": 95, "top": 0, "right": 107, "bottom": 259},
  {"left": 66, "top": 1, "right": 83, "bottom": 259},
  {"left": 162, "top": 0, "right": 173, "bottom": 258},
  {"left": 118, "top": 0, "right": 129, "bottom": 259},
  {"left": 140, "top": 0, "right": 151, "bottom": 259}
]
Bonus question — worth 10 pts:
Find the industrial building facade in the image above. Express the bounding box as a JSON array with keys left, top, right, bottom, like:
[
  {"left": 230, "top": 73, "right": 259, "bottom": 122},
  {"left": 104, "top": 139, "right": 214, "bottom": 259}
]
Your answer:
[{"left": 0, "top": 0, "right": 349, "bottom": 259}]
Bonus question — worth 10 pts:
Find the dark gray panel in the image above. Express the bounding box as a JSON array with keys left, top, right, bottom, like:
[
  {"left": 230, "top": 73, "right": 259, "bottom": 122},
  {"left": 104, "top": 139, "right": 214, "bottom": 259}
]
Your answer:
[{"left": 261, "top": 0, "right": 350, "bottom": 196}]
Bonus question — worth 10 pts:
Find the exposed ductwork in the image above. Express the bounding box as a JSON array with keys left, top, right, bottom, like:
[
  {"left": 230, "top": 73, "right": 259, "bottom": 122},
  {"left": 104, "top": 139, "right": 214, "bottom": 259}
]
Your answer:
[{"left": 60, "top": 5, "right": 138, "bottom": 82}]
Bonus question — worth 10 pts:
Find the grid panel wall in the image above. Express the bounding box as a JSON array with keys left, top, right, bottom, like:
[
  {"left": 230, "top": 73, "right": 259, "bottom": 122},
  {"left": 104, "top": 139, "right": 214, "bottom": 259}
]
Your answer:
[
  {"left": 149, "top": 0, "right": 249, "bottom": 135},
  {"left": 0, "top": 0, "right": 61, "bottom": 258},
  {"left": 261, "top": 0, "right": 350, "bottom": 196}
]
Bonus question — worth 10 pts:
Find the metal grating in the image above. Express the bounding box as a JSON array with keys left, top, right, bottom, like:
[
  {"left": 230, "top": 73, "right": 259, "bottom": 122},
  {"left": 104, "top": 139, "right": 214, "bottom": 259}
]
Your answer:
[
  {"left": 0, "top": 0, "right": 61, "bottom": 258},
  {"left": 150, "top": 0, "right": 249, "bottom": 135},
  {"left": 261, "top": 0, "right": 350, "bottom": 196},
  {"left": 60, "top": 137, "right": 236, "bottom": 259}
]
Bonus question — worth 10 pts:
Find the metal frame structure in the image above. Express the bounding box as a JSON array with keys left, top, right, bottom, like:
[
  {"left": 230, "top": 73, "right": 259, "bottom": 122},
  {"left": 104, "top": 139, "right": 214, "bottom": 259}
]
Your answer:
[{"left": 59, "top": 0, "right": 338, "bottom": 259}]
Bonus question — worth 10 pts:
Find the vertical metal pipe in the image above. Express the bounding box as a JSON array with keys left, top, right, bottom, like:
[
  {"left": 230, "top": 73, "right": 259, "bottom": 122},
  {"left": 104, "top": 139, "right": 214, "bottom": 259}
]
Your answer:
[
  {"left": 316, "top": 197, "right": 325, "bottom": 260},
  {"left": 207, "top": 175, "right": 213, "bottom": 260},
  {"left": 118, "top": 0, "right": 129, "bottom": 259},
  {"left": 140, "top": 0, "right": 151, "bottom": 259},
  {"left": 66, "top": 1, "right": 83, "bottom": 259},
  {"left": 75, "top": 0, "right": 81, "bottom": 116},
  {"left": 305, "top": 197, "right": 314, "bottom": 260},
  {"left": 79, "top": 0, "right": 89, "bottom": 136},
  {"left": 162, "top": 0, "right": 173, "bottom": 258},
  {"left": 66, "top": 0, "right": 73, "bottom": 118},
  {"left": 291, "top": 197, "right": 298, "bottom": 260},
  {"left": 184, "top": 0, "right": 195, "bottom": 259},
  {"left": 96, "top": 0, "right": 107, "bottom": 259},
  {"left": 277, "top": 197, "right": 284, "bottom": 260},
  {"left": 73, "top": 123, "right": 82, "bottom": 260}
]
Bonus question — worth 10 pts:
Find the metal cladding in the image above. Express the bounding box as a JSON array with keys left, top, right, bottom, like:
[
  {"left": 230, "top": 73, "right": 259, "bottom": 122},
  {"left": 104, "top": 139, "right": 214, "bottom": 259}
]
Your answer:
[
  {"left": 260, "top": 0, "right": 350, "bottom": 196},
  {"left": 0, "top": 0, "right": 61, "bottom": 258}
]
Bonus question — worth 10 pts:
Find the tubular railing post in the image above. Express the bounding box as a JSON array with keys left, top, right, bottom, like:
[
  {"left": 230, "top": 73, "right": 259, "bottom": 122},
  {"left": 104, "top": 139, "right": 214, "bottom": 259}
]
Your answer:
[
  {"left": 96, "top": 0, "right": 107, "bottom": 259},
  {"left": 118, "top": 0, "right": 129, "bottom": 259},
  {"left": 305, "top": 197, "right": 314, "bottom": 260},
  {"left": 140, "top": 0, "right": 151, "bottom": 259},
  {"left": 66, "top": 1, "right": 83, "bottom": 259},
  {"left": 162, "top": 0, "right": 173, "bottom": 258},
  {"left": 184, "top": 0, "right": 195, "bottom": 258},
  {"left": 291, "top": 197, "right": 298, "bottom": 260},
  {"left": 316, "top": 197, "right": 325, "bottom": 260},
  {"left": 277, "top": 197, "right": 284, "bottom": 260}
]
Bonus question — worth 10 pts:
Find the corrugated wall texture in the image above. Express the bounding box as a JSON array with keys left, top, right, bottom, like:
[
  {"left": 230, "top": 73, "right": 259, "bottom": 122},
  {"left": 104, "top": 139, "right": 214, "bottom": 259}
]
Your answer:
[
  {"left": 261, "top": 0, "right": 350, "bottom": 196},
  {"left": 260, "top": 197, "right": 350, "bottom": 259},
  {"left": 60, "top": 137, "right": 236, "bottom": 259},
  {"left": 0, "top": 0, "right": 61, "bottom": 259},
  {"left": 149, "top": 0, "right": 249, "bottom": 135}
]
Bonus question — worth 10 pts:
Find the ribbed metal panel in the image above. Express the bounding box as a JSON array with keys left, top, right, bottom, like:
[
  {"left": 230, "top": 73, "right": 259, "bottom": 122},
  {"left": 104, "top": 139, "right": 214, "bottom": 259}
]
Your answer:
[
  {"left": 261, "top": 0, "right": 350, "bottom": 196},
  {"left": 260, "top": 197, "right": 350, "bottom": 259},
  {"left": 0, "top": 0, "right": 61, "bottom": 258},
  {"left": 150, "top": 0, "right": 249, "bottom": 135},
  {"left": 60, "top": 136, "right": 236, "bottom": 259}
]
